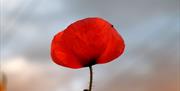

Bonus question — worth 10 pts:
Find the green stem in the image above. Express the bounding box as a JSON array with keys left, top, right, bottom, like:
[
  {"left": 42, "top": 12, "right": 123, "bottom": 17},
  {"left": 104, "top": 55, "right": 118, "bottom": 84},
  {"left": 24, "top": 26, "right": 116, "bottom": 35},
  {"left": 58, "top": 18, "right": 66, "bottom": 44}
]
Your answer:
[
  {"left": 83, "top": 66, "right": 93, "bottom": 91},
  {"left": 89, "top": 66, "right": 93, "bottom": 91}
]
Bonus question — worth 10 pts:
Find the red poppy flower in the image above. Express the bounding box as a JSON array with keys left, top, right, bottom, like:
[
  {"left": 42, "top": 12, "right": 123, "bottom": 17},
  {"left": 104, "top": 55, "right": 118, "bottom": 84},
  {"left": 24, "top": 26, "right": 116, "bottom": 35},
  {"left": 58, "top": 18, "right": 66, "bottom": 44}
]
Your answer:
[{"left": 51, "top": 17, "right": 125, "bottom": 69}]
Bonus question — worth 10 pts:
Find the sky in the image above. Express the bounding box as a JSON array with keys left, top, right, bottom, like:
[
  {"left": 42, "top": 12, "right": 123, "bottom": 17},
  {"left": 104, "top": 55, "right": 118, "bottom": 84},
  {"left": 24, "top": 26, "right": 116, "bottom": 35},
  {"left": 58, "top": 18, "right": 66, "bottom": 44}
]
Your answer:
[{"left": 0, "top": 0, "right": 179, "bottom": 91}]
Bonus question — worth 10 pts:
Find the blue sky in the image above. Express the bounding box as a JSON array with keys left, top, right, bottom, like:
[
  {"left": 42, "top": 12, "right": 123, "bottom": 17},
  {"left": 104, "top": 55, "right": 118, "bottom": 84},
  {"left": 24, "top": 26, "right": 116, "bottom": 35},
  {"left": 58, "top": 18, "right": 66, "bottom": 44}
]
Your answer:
[{"left": 0, "top": 0, "right": 179, "bottom": 91}]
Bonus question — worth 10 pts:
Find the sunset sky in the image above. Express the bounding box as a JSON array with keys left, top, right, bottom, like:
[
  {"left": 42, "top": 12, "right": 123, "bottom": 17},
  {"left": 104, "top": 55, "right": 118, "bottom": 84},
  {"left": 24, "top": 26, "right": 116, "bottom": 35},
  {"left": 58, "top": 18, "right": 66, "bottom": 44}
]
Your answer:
[{"left": 0, "top": 0, "right": 179, "bottom": 91}]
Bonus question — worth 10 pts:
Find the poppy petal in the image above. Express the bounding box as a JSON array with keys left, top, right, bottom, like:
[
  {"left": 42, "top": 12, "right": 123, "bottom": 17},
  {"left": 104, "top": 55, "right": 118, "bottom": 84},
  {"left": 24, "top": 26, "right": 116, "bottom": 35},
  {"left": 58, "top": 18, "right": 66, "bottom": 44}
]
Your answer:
[
  {"left": 96, "top": 28, "right": 125, "bottom": 64},
  {"left": 51, "top": 32, "right": 82, "bottom": 68},
  {"left": 51, "top": 17, "right": 125, "bottom": 69}
]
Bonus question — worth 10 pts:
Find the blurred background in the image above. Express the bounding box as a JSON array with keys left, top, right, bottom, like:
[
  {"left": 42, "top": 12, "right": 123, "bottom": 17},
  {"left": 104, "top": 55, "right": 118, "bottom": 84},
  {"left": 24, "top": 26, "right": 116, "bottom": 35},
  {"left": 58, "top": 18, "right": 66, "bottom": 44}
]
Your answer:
[{"left": 0, "top": 0, "right": 179, "bottom": 91}]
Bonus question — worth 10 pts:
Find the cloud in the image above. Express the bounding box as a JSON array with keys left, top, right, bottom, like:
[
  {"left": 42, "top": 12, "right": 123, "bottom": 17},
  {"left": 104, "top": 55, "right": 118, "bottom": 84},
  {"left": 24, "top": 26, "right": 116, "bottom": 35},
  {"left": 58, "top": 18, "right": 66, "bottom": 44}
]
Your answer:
[{"left": 1, "top": 0, "right": 179, "bottom": 91}]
